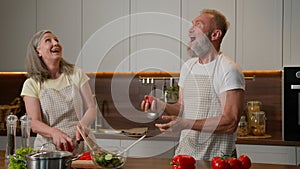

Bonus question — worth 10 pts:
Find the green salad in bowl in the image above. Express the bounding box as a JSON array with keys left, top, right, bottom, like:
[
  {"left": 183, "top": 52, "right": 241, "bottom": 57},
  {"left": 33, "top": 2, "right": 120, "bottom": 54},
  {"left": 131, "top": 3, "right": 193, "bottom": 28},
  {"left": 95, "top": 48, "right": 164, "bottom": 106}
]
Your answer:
[{"left": 91, "top": 147, "right": 126, "bottom": 169}]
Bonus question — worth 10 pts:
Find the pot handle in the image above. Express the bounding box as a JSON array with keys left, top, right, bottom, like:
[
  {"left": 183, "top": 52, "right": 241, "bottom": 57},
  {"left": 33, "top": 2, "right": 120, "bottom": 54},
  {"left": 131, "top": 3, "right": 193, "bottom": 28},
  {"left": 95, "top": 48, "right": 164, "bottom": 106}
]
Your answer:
[{"left": 65, "top": 153, "right": 83, "bottom": 167}]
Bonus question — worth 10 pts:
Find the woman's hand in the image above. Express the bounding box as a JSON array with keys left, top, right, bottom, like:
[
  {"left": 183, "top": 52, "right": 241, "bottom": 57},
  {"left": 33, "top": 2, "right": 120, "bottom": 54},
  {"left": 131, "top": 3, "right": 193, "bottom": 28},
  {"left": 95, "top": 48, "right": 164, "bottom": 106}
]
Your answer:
[{"left": 51, "top": 128, "right": 74, "bottom": 151}]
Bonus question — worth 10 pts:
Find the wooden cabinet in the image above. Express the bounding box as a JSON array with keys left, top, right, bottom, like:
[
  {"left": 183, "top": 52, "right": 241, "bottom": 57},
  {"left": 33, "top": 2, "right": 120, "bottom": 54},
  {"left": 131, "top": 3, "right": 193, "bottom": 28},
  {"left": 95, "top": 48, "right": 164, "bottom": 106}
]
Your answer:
[
  {"left": 236, "top": 144, "right": 297, "bottom": 165},
  {"left": 236, "top": 0, "right": 283, "bottom": 70},
  {"left": 82, "top": 0, "right": 130, "bottom": 72},
  {"left": 37, "top": 0, "right": 82, "bottom": 66},
  {"left": 181, "top": 0, "right": 236, "bottom": 63},
  {"left": 283, "top": 0, "right": 300, "bottom": 66},
  {"left": 0, "top": 0, "right": 36, "bottom": 72}
]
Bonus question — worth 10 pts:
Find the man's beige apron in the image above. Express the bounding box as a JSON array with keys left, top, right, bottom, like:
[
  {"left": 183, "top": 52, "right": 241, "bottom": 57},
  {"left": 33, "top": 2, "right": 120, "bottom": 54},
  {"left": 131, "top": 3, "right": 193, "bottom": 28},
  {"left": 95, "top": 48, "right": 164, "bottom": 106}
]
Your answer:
[
  {"left": 34, "top": 78, "right": 84, "bottom": 151},
  {"left": 175, "top": 58, "right": 235, "bottom": 160}
]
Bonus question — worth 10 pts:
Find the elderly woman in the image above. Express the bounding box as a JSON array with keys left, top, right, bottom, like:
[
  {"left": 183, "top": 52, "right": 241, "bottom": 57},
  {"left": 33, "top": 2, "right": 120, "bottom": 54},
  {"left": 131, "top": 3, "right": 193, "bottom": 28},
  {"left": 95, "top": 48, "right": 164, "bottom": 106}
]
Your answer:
[{"left": 21, "top": 30, "right": 96, "bottom": 152}]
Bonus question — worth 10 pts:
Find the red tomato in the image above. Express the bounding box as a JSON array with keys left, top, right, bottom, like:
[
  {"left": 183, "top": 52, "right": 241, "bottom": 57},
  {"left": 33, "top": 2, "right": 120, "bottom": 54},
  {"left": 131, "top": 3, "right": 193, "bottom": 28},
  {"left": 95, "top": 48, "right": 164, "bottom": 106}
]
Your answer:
[
  {"left": 238, "top": 155, "right": 251, "bottom": 169},
  {"left": 211, "top": 156, "right": 230, "bottom": 169},
  {"left": 78, "top": 151, "right": 91, "bottom": 160},
  {"left": 226, "top": 157, "right": 242, "bottom": 169},
  {"left": 172, "top": 165, "right": 195, "bottom": 169}
]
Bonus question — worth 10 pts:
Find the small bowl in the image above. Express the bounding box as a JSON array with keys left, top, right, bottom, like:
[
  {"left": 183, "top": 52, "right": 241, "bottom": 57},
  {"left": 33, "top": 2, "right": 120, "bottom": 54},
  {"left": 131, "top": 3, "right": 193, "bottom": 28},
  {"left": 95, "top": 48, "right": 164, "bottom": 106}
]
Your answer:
[
  {"left": 146, "top": 112, "right": 160, "bottom": 119},
  {"left": 91, "top": 147, "right": 126, "bottom": 169}
]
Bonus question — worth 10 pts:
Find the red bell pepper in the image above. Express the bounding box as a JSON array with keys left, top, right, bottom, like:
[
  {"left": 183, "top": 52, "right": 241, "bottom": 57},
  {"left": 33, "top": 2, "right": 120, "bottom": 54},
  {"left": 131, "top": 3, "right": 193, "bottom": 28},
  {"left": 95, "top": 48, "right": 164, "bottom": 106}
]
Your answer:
[{"left": 170, "top": 154, "right": 196, "bottom": 169}]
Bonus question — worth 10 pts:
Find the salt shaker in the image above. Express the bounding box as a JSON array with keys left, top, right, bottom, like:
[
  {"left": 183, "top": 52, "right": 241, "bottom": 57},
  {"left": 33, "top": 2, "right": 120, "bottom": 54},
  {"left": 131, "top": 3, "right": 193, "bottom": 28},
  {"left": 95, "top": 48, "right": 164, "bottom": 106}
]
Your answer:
[
  {"left": 20, "top": 113, "right": 32, "bottom": 148},
  {"left": 5, "top": 112, "right": 18, "bottom": 159}
]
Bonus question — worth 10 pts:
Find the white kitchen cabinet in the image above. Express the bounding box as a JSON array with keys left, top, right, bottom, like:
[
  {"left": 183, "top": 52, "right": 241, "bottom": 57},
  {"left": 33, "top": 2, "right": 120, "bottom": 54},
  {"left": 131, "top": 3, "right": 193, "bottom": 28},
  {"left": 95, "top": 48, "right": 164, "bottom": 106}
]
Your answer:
[
  {"left": 121, "top": 139, "right": 176, "bottom": 158},
  {"left": 283, "top": 0, "right": 300, "bottom": 66},
  {"left": 96, "top": 138, "right": 121, "bottom": 150},
  {"left": 181, "top": 0, "right": 236, "bottom": 63},
  {"left": 236, "top": 144, "right": 297, "bottom": 165},
  {"left": 236, "top": 0, "right": 283, "bottom": 70},
  {"left": 0, "top": 0, "right": 36, "bottom": 72},
  {"left": 96, "top": 138, "right": 176, "bottom": 158},
  {"left": 82, "top": 0, "right": 130, "bottom": 72},
  {"left": 37, "top": 0, "right": 82, "bottom": 66},
  {"left": 130, "top": 0, "right": 181, "bottom": 72}
]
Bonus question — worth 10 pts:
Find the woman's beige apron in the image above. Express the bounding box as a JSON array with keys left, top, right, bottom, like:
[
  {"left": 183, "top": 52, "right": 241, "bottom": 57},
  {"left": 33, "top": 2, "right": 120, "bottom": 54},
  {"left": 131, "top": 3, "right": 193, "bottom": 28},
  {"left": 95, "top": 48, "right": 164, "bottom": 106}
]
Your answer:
[
  {"left": 34, "top": 77, "right": 85, "bottom": 151},
  {"left": 175, "top": 58, "right": 235, "bottom": 160}
]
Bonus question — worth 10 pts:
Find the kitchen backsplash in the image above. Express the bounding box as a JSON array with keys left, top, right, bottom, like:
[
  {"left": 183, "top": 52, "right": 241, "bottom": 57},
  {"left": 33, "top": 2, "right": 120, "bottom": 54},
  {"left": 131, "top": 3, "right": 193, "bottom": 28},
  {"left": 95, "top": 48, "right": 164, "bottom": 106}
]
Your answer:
[{"left": 0, "top": 71, "right": 282, "bottom": 137}]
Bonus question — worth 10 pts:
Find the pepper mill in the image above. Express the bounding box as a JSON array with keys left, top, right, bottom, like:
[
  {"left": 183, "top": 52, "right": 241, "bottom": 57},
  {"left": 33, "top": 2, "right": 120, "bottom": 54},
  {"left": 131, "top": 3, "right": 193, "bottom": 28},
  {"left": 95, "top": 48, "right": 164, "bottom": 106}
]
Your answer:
[
  {"left": 5, "top": 112, "right": 18, "bottom": 159},
  {"left": 20, "top": 113, "right": 32, "bottom": 148}
]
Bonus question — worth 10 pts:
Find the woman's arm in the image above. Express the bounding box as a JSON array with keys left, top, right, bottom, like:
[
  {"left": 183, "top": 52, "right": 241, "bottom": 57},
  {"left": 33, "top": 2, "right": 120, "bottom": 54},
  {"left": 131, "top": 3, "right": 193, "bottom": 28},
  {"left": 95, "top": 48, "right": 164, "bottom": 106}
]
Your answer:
[{"left": 23, "top": 96, "right": 74, "bottom": 149}]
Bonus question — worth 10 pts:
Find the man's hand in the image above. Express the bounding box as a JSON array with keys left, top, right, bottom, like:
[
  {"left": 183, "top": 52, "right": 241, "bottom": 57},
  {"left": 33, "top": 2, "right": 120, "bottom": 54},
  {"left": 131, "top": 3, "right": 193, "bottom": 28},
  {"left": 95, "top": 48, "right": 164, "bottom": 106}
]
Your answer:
[
  {"left": 140, "top": 95, "right": 166, "bottom": 113},
  {"left": 155, "top": 115, "right": 193, "bottom": 133}
]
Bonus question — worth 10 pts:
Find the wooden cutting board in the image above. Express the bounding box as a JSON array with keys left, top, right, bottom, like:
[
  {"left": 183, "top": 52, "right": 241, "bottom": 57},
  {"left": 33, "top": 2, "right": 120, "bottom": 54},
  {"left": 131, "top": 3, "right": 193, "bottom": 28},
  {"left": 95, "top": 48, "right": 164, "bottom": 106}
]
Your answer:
[
  {"left": 72, "top": 160, "right": 96, "bottom": 168},
  {"left": 237, "top": 134, "right": 272, "bottom": 139}
]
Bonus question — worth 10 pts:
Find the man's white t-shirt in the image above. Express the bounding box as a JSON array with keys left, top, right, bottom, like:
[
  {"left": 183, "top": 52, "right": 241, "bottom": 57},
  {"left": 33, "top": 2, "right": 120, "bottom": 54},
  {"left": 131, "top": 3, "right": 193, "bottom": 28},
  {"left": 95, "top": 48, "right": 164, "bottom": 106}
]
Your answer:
[{"left": 178, "top": 53, "right": 245, "bottom": 94}]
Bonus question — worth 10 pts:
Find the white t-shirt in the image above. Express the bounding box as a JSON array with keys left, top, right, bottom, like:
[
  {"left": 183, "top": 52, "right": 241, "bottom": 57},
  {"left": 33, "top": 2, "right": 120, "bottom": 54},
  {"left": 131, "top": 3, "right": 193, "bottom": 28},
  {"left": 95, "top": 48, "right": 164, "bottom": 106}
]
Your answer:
[
  {"left": 178, "top": 53, "right": 245, "bottom": 95},
  {"left": 21, "top": 67, "right": 89, "bottom": 99}
]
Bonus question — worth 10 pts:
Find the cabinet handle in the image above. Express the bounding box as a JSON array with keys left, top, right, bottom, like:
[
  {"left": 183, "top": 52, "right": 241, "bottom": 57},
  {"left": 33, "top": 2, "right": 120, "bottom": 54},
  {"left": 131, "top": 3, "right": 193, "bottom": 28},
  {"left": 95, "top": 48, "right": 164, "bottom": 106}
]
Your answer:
[{"left": 291, "top": 85, "right": 300, "bottom": 89}]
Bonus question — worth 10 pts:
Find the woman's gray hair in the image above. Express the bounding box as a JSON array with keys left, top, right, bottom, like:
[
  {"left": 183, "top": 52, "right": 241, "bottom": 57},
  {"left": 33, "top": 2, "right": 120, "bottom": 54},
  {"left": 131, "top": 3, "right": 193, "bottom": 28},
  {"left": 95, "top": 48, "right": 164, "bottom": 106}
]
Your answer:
[{"left": 25, "top": 30, "right": 74, "bottom": 82}]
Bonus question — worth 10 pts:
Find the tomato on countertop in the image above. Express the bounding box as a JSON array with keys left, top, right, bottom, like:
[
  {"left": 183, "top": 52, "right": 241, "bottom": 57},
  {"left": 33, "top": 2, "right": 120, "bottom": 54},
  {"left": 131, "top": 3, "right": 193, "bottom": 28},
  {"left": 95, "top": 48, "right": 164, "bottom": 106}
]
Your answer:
[
  {"left": 170, "top": 154, "right": 196, "bottom": 169},
  {"left": 211, "top": 153, "right": 251, "bottom": 169},
  {"left": 211, "top": 156, "right": 230, "bottom": 169},
  {"left": 78, "top": 151, "right": 91, "bottom": 160}
]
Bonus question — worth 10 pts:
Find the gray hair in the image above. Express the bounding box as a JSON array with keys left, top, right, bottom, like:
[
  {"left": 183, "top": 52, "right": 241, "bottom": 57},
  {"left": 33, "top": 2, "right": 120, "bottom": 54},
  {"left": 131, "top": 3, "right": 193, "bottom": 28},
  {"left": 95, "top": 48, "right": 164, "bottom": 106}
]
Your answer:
[
  {"left": 25, "top": 30, "right": 74, "bottom": 82},
  {"left": 201, "top": 9, "right": 230, "bottom": 41}
]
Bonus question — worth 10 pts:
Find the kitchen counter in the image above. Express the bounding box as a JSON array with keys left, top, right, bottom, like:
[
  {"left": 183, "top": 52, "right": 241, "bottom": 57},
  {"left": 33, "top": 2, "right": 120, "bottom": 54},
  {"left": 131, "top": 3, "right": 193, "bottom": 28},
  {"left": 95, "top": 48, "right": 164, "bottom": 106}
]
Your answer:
[
  {"left": 1, "top": 151, "right": 299, "bottom": 169},
  {"left": 94, "top": 129, "right": 300, "bottom": 146}
]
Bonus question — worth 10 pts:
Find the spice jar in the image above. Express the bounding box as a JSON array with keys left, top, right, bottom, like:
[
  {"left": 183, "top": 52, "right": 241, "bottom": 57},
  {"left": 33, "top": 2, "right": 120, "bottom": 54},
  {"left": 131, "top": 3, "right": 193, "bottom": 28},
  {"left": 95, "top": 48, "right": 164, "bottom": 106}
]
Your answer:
[
  {"left": 237, "top": 116, "right": 248, "bottom": 137},
  {"left": 247, "top": 101, "right": 262, "bottom": 134},
  {"left": 5, "top": 112, "right": 18, "bottom": 159},
  {"left": 249, "top": 111, "right": 266, "bottom": 136}
]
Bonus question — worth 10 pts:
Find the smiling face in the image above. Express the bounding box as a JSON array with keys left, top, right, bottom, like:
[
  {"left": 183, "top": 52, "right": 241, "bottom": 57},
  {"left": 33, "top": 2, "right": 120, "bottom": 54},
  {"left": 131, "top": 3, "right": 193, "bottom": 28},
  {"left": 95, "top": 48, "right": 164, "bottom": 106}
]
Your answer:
[
  {"left": 187, "top": 13, "right": 215, "bottom": 58},
  {"left": 36, "top": 32, "right": 62, "bottom": 63}
]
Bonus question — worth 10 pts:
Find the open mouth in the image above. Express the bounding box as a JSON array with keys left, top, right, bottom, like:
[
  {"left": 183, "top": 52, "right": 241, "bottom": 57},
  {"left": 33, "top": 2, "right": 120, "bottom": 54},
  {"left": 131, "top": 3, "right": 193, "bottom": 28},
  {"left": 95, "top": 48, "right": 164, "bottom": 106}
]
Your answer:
[{"left": 50, "top": 48, "right": 60, "bottom": 54}]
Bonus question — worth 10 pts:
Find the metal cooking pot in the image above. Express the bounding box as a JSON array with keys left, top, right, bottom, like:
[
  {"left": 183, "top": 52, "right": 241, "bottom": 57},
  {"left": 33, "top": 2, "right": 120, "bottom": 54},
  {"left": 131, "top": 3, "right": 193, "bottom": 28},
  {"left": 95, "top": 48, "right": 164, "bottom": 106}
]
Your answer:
[
  {"left": 24, "top": 151, "right": 77, "bottom": 169},
  {"left": 14, "top": 150, "right": 81, "bottom": 169}
]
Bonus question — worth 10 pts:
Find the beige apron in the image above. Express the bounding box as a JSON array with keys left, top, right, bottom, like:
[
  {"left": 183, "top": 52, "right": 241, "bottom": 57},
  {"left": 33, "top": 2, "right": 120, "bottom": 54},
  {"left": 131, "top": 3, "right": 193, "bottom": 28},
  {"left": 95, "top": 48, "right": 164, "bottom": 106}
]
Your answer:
[
  {"left": 175, "top": 57, "right": 235, "bottom": 160},
  {"left": 34, "top": 77, "right": 85, "bottom": 151}
]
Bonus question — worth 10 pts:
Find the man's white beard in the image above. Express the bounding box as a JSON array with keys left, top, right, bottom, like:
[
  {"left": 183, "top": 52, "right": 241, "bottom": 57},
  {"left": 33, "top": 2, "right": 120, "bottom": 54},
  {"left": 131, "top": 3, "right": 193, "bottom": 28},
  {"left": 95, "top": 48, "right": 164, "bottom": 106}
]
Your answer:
[{"left": 188, "top": 35, "right": 212, "bottom": 58}]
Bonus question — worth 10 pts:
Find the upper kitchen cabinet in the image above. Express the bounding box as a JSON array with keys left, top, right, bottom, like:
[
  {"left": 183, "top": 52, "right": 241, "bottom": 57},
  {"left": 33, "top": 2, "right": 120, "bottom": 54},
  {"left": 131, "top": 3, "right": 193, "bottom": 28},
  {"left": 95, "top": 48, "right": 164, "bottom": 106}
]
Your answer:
[
  {"left": 181, "top": 0, "right": 236, "bottom": 64},
  {"left": 130, "top": 0, "right": 181, "bottom": 72},
  {"left": 283, "top": 0, "right": 300, "bottom": 66},
  {"left": 37, "top": 0, "right": 81, "bottom": 67},
  {"left": 0, "top": 0, "right": 36, "bottom": 72},
  {"left": 82, "top": 0, "right": 130, "bottom": 72},
  {"left": 236, "top": 0, "right": 283, "bottom": 70}
]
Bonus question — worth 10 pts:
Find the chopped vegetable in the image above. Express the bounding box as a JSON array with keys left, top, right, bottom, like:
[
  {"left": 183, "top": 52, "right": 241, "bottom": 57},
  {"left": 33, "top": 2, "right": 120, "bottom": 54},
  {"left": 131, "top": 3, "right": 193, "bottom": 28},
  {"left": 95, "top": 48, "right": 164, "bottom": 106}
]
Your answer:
[
  {"left": 92, "top": 151, "right": 125, "bottom": 168},
  {"left": 8, "top": 147, "right": 37, "bottom": 169}
]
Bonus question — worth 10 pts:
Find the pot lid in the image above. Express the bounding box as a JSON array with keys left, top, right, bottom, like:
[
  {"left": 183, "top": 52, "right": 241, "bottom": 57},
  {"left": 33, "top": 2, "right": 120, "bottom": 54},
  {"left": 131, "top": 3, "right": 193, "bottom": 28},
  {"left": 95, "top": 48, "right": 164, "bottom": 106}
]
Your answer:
[{"left": 26, "top": 151, "right": 72, "bottom": 160}]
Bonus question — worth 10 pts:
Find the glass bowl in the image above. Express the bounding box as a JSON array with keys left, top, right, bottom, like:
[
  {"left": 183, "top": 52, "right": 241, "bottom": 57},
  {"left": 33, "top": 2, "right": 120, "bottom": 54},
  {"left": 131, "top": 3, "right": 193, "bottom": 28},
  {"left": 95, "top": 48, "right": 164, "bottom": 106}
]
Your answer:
[{"left": 91, "top": 147, "right": 126, "bottom": 169}]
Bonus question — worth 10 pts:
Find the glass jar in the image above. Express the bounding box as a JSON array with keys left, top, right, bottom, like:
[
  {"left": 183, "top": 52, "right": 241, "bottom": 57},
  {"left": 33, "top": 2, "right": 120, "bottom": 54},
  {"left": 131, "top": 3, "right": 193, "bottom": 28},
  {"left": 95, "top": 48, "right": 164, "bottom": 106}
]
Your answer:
[
  {"left": 247, "top": 101, "right": 262, "bottom": 112},
  {"left": 247, "top": 101, "right": 262, "bottom": 134},
  {"left": 237, "top": 116, "right": 248, "bottom": 137},
  {"left": 249, "top": 111, "right": 266, "bottom": 136}
]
